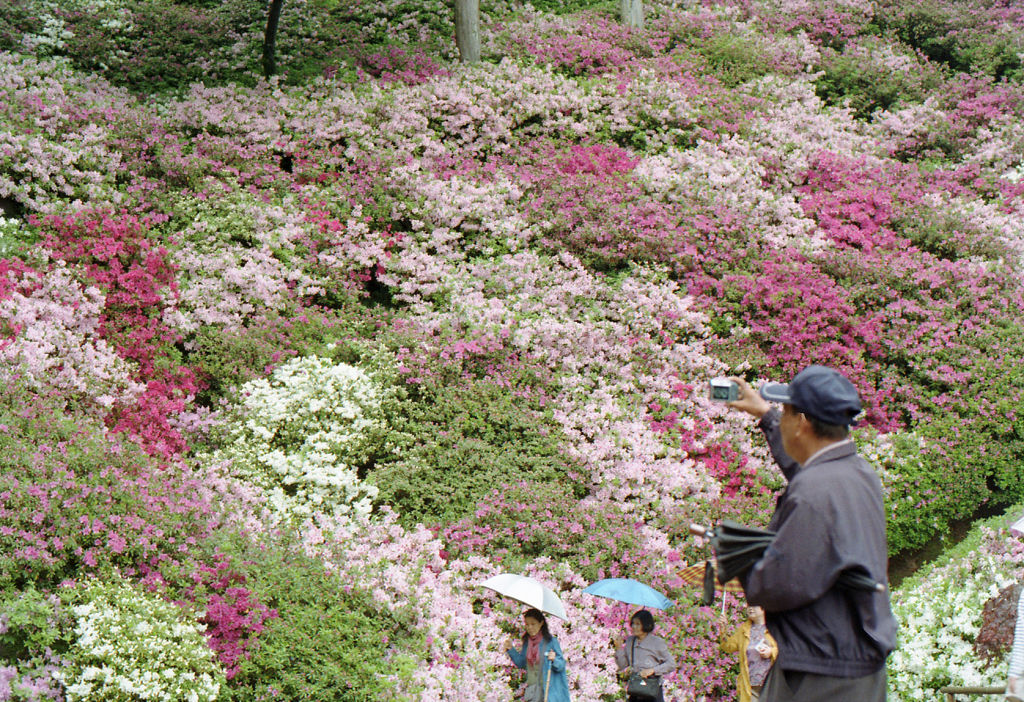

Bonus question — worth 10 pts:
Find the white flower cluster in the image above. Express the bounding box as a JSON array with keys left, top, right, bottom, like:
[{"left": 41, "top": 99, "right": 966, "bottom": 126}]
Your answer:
[
  {"left": 888, "top": 542, "right": 1018, "bottom": 700},
  {"left": 56, "top": 577, "right": 223, "bottom": 702},
  {"left": 0, "top": 217, "right": 24, "bottom": 257},
  {"left": 212, "top": 353, "right": 388, "bottom": 521}
]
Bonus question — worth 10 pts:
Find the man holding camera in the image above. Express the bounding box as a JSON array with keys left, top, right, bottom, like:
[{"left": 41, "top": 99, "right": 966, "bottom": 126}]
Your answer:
[{"left": 726, "top": 365, "right": 897, "bottom": 702}]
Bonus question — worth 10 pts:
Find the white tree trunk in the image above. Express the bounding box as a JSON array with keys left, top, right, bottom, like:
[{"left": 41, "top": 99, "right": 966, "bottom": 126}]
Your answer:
[
  {"left": 619, "top": 0, "right": 643, "bottom": 28},
  {"left": 455, "top": 0, "right": 480, "bottom": 63}
]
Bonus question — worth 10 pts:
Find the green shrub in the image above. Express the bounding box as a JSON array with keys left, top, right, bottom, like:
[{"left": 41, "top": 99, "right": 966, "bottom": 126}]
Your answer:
[
  {"left": 857, "top": 428, "right": 980, "bottom": 555},
  {"left": 444, "top": 480, "right": 645, "bottom": 581},
  {"left": 814, "top": 40, "right": 942, "bottom": 119},
  {"left": 186, "top": 304, "right": 387, "bottom": 409},
  {"left": 699, "top": 33, "right": 773, "bottom": 88},
  {"left": 216, "top": 534, "right": 406, "bottom": 702},
  {"left": 373, "top": 373, "right": 581, "bottom": 526},
  {"left": 0, "top": 588, "right": 71, "bottom": 662},
  {"left": 58, "top": 1, "right": 234, "bottom": 92},
  {"left": 890, "top": 205, "right": 1012, "bottom": 261},
  {"left": 872, "top": 0, "right": 1024, "bottom": 80},
  {"left": 0, "top": 588, "right": 72, "bottom": 700}
]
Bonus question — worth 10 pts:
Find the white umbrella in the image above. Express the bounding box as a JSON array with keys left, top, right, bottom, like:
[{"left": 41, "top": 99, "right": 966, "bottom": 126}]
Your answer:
[
  {"left": 1012, "top": 513, "right": 1024, "bottom": 537},
  {"left": 479, "top": 573, "right": 569, "bottom": 620}
]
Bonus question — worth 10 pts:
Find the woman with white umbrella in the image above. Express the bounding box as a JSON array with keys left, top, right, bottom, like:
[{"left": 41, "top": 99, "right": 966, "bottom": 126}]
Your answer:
[{"left": 506, "top": 608, "right": 572, "bottom": 702}]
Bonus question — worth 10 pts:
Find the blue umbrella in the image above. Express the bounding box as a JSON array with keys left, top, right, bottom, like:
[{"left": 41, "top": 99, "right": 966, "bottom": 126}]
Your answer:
[{"left": 583, "top": 578, "right": 673, "bottom": 610}]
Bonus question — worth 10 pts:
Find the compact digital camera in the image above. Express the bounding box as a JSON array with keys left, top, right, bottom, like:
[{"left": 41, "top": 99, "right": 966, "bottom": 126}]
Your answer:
[{"left": 709, "top": 377, "right": 739, "bottom": 402}]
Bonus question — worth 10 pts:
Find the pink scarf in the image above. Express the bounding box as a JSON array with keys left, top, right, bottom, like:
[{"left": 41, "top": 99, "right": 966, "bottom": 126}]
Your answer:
[{"left": 526, "top": 633, "right": 543, "bottom": 666}]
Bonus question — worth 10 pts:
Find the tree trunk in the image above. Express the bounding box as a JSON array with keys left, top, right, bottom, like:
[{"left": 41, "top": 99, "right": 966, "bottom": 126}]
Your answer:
[
  {"left": 619, "top": 0, "right": 643, "bottom": 28},
  {"left": 262, "top": 0, "right": 285, "bottom": 78},
  {"left": 455, "top": 0, "right": 480, "bottom": 63}
]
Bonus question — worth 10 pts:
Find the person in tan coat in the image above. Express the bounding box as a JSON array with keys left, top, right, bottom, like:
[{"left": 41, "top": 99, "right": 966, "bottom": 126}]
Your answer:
[{"left": 720, "top": 606, "right": 779, "bottom": 702}]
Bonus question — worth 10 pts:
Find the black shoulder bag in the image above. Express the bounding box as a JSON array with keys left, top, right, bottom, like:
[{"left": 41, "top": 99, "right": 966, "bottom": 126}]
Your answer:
[{"left": 626, "top": 637, "right": 661, "bottom": 700}]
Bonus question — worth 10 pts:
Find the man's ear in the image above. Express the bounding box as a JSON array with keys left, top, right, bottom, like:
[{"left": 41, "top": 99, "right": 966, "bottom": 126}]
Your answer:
[{"left": 794, "top": 412, "right": 812, "bottom": 437}]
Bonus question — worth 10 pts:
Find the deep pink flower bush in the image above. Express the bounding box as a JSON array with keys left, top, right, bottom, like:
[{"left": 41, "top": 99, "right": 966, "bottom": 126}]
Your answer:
[
  {"left": 35, "top": 210, "right": 196, "bottom": 458},
  {"left": 180, "top": 554, "right": 278, "bottom": 680}
]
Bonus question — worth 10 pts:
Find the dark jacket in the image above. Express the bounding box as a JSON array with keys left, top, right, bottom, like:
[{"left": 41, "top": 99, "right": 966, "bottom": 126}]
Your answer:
[{"left": 742, "top": 408, "right": 897, "bottom": 678}]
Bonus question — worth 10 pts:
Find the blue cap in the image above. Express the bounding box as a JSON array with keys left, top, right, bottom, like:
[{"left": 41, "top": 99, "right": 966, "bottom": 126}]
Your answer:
[{"left": 759, "top": 365, "right": 861, "bottom": 426}]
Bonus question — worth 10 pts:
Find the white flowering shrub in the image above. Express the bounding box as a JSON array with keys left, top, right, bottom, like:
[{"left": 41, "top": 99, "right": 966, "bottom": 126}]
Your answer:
[
  {"left": 209, "top": 352, "right": 389, "bottom": 520},
  {"left": 888, "top": 524, "right": 1024, "bottom": 701},
  {"left": 56, "top": 577, "right": 224, "bottom": 702}
]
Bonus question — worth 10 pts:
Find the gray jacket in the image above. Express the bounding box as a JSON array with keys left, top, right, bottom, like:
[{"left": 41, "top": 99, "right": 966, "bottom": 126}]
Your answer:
[
  {"left": 614, "top": 633, "right": 676, "bottom": 676},
  {"left": 742, "top": 408, "right": 897, "bottom": 678}
]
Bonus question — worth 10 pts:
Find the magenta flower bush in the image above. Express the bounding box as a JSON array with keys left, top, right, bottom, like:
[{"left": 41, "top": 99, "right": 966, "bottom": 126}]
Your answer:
[{"left": 1, "top": 0, "right": 1024, "bottom": 699}]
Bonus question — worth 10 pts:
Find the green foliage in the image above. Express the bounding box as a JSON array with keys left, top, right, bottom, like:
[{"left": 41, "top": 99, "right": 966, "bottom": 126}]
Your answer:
[
  {"left": 373, "top": 376, "right": 580, "bottom": 526},
  {"left": 445, "top": 480, "right": 643, "bottom": 581},
  {"left": 364, "top": 321, "right": 581, "bottom": 526},
  {"left": 187, "top": 303, "right": 388, "bottom": 409},
  {"left": 0, "top": 588, "right": 73, "bottom": 700},
  {"left": 216, "top": 534, "right": 406, "bottom": 702},
  {"left": 697, "top": 33, "right": 773, "bottom": 89},
  {"left": 0, "top": 216, "right": 39, "bottom": 260},
  {"left": 814, "top": 41, "right": 941, "bottom": 119},
  {"left": 520, "top": 0, "right": 617, "bottom": 15},
  {"left": 0, "top": 588, "right": 71, "bottom": 662},
  {"left": 872, "top": 0, "right": 1024, "bottom": 80},
  {"left": 890, "top": 205, "right": 1012, "bottom": 261},
  {"left": 56, "top": 1, "right": 235, "bottom": 93},
  {"left": 858, "top": 428, "right": 977, "bottom": 555}
]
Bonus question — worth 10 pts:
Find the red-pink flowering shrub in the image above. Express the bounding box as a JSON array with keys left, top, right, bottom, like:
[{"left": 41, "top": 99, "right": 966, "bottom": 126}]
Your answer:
[
  {"left": 180, "top": 554, "right": 278, "bottom": 680},
  {"left": 35, "top": 210, "right": 196, "bottom": 458},
  {"left": 516, "top": 141, "right": 700, "bottom": 270}
]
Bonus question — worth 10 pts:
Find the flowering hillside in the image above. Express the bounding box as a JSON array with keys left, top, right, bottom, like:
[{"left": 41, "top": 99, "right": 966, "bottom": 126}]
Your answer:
[{"left": 1, "top": 0, "right": 1023, "bottom": 699}]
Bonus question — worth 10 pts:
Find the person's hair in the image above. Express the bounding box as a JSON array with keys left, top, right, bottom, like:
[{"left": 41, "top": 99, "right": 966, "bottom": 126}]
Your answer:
[
  {"left": 522, "top": 608, "right": 552, "bottom": 642},
  {"left": 791, "top": 405, "right": 850, "bottom": 440},
  {"left": 631, "top": 609, "right": 655, "bottom": 633},
  {"left": 806, "top": 413, "right": 850, "bottom": 440}
]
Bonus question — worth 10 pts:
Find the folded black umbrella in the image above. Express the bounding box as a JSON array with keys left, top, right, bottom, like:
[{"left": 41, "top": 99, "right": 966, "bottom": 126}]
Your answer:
[{"left": 694, "top": 520, "right": 885, "bottom": 593}]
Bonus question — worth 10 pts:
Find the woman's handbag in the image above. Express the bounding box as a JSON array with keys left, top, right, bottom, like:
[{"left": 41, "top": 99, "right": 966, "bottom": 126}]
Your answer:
[
  {"left": 626, "top": 671, "right": 661, "bottom": 699},
  {"left": 626, "top": 639, "right": 662, "bottom": 700}
]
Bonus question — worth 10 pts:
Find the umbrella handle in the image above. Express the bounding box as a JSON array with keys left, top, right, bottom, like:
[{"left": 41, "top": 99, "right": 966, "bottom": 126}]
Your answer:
[
  {"left": 689, "top": 523, "right": 710, "bottom": 537},
  {"left": 544, "top": 663, "right": 552, "bottom": 702}
]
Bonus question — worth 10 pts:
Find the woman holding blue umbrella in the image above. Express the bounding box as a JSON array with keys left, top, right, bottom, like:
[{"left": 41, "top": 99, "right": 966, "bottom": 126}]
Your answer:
[
  {"left": 613, "top": 609, "right": 676, "bottom": 702},
  {"left": 584, "top": 578, "right": 676, "bottom": 701}
]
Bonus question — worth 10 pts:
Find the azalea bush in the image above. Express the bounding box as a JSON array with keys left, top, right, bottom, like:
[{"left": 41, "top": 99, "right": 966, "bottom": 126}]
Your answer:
[
  {"left": 212, "top": 531, "right": 406, "bottom": 702},
  {"left": 57, "top": 576, "right": 225, "bottom": 702},
  {"left": 371, "top": 322, "right": 580, "bottom": 526},
  {"left": 201, "top": 351, "right": 393, "bottom": 520}
]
